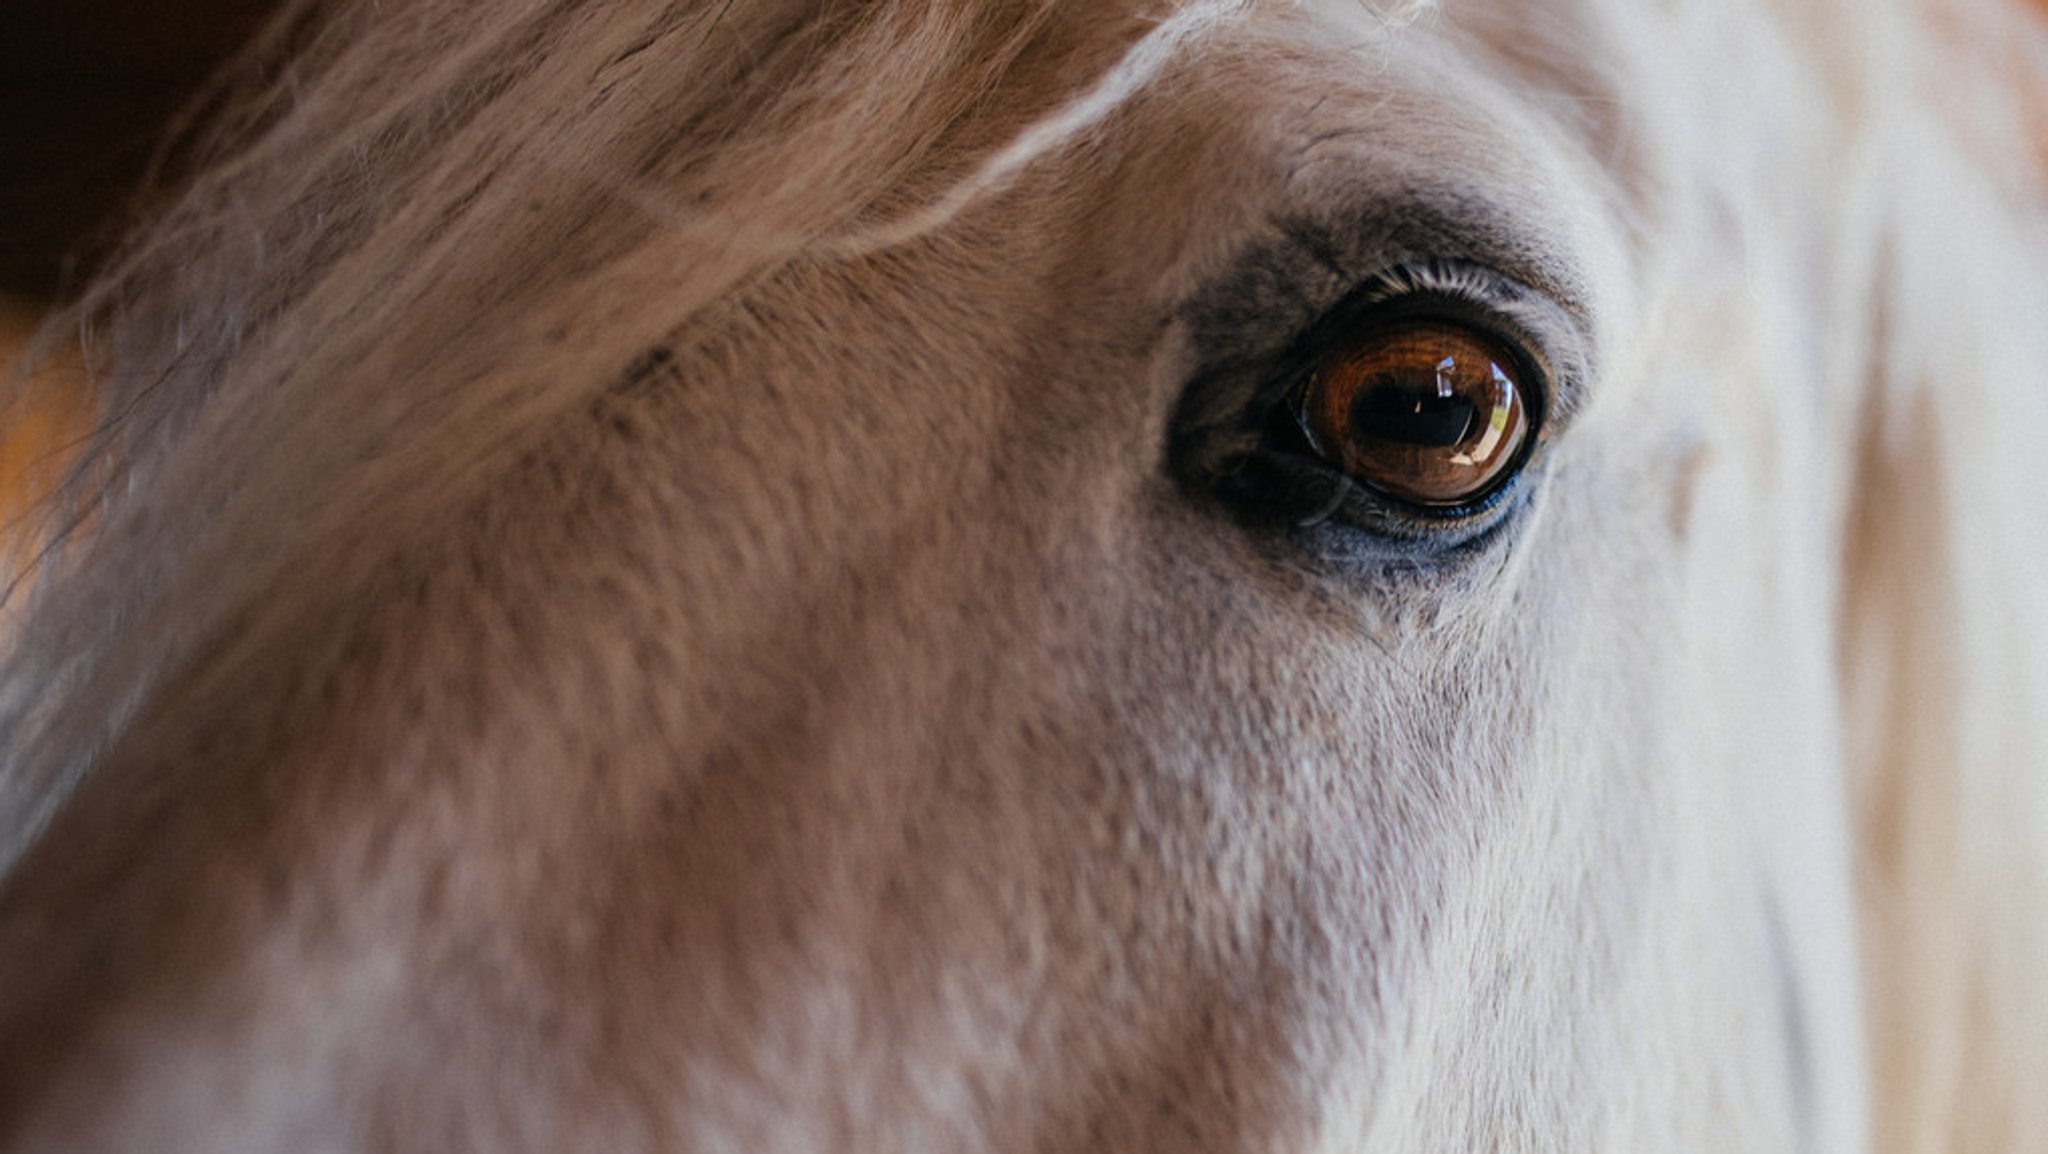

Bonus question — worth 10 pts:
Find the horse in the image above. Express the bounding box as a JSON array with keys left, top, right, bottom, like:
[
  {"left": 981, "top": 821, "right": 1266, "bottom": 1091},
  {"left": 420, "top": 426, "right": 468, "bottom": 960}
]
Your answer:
[{"left": 3, "top": 0, "right": 2047, "bottom": 1149}]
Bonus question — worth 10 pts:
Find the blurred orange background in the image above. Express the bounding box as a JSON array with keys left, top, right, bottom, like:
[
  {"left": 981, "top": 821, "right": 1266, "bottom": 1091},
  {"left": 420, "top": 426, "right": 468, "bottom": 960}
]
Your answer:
[{"left": 0, "top": 2, "right": 273, "bottom": 565}]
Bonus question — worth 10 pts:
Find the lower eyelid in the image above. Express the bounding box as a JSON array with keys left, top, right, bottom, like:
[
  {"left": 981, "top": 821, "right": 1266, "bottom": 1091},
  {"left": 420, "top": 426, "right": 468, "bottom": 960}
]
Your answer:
[{"left": 1206, "top": 439, "right": 1533, "bottom": 551}]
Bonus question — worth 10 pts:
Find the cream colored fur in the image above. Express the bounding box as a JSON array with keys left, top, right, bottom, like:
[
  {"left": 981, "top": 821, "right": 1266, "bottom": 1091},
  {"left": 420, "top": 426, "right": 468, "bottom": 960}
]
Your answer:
[{"left": 2, "top": 0, "right": 2046, "bottom": 1150}]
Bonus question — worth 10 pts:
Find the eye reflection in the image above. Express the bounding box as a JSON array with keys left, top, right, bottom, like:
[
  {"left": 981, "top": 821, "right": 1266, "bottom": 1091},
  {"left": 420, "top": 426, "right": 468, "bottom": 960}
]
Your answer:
[{"left": 1291, "top": 320, "right": 1532, "bottom": 508}]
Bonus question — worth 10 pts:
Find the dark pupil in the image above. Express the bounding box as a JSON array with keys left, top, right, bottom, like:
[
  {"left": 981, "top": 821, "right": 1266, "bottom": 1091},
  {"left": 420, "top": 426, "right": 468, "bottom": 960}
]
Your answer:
[{"left": 1347, "top": 378, "right": 1477, "bottom": 448}]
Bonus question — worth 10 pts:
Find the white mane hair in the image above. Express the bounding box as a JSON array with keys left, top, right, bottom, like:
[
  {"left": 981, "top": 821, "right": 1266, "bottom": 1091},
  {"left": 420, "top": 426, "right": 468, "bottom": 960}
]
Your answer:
[{"left": 3, "top": 0, "right": 2048, "bottom": 1150}]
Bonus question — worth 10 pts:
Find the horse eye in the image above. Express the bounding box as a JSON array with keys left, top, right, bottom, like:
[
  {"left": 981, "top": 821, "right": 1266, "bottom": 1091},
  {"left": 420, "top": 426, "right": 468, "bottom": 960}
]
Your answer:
[{"left": 1289, "top": 320, "right": 1533, "bottom": 508}]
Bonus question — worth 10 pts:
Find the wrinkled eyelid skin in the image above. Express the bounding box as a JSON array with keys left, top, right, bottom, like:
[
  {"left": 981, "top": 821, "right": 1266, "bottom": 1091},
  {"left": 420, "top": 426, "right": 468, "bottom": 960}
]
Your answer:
[{"left": 1259, "top": 40, "right": 1629, "bottom": 417}]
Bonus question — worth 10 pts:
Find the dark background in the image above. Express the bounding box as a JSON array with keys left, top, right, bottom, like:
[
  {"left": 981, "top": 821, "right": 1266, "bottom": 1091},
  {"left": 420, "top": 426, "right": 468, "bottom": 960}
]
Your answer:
[{"left": 0, "top": 1, "right": 279, "bottom": 300}]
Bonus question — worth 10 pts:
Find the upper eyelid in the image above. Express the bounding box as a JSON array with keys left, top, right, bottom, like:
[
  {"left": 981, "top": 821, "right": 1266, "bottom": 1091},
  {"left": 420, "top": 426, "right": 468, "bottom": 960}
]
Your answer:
[
  {"left": 1170, "top": 195, "right": 1596, "bottom": 487},
  {"left": 1198, "top": 252, "right": 1588, "bottom": 442},
  {"left": 1180, "top": 185, "right": 1593, "bottom": 354},
  {"left": 1335, "top": 259, "right": 1590, "bottom": 435},
  {"left": 1256, "top": 178, "right": 1597, "bottom": 398},
  {"left": 1270, "top": 187, "right": 1595, "bottom": 316}
]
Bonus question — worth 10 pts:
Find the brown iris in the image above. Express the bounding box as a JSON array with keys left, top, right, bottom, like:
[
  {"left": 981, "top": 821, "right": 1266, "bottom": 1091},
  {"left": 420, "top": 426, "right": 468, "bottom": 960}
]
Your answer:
[{"left": 1291, "top": 320, "right": 1532, "bottom": 507}]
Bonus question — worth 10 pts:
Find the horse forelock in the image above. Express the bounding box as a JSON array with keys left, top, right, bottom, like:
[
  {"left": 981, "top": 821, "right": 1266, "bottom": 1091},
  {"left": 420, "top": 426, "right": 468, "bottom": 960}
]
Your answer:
[
  {"left": 0, "top": 0, "right": 1229, "bottom": 835},
  {"left": 0, "top": 0, "right": 1474, "bottom": 831}
]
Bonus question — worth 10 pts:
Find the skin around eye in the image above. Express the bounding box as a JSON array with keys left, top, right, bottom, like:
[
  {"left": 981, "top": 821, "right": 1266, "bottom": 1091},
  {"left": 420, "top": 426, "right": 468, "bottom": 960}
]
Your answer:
[{"left": 1289, "top": 320, "right": 1532, "bottom": 507}]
